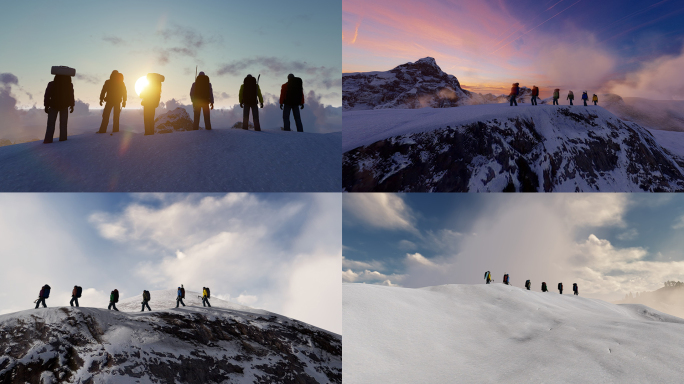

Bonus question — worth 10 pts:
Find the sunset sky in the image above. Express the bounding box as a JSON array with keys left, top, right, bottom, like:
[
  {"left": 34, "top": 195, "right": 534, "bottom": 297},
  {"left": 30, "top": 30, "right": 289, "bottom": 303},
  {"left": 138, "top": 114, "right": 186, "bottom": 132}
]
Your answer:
[
  {"left": 0, "top": 0, "right": 341, "bottom": 108},
  {"left": 343, "top": 0, "right": 684, "bottom": 99}
]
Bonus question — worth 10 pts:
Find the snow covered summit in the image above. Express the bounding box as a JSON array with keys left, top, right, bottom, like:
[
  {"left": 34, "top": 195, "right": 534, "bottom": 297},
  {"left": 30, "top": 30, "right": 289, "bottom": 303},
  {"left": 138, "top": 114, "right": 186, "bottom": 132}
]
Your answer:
[
  {"left": 342, "top": 57, "right": 472, "bottom": 111},
  {"left": 0, "top": 289, "right": 341, "bottom": 383},
  {"left": 343, "top": 103, "right": 684, "bottom": 192},
  {"left": 344, "top": 283, "right": 684, "bottom": 384},
  {"left": 0, "top": 129, "right": 341, "bottom": 192}
]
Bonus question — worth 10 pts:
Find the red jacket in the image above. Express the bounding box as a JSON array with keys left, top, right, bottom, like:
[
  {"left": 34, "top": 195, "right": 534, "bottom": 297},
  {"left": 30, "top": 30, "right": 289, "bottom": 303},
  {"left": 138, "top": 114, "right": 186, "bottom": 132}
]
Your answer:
[{"left": 280, "top": 83, "right": 305, "bottom": 105}]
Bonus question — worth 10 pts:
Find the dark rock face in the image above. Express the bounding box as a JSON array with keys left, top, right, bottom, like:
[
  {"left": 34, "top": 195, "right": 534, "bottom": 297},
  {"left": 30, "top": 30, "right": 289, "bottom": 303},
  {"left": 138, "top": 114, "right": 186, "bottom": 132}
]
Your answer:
[
  {"left": 0, "top": 307, "right": 341, "bottom": 383},
  {"left": 342, "top": 108, "right": 684, "bottom": 192},
  {"left": 155, "top": 107, "right": 195, "bottom": 134},
  {"left": 342, "top": 57, "right": 472, "bottom": 111}
]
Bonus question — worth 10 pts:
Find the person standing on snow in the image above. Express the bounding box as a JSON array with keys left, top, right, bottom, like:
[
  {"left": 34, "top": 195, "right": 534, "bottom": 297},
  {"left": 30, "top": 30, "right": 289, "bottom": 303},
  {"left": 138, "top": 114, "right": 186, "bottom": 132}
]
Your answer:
[
  {"left": 43, "top": 75, "right": 75, "bottom": 143},
  {"left": 176, "top": 285, "right": 186, "bottom": 308},
  {"left": 202, "top": 287, "right": 211, "bottom": 307},
  {"left": 280, "top": 74, "right": 305, "bottom": 132},
  {"left": 567, "top": 91, "right": 574, "bottom": 105},
  {"left": 531, "top": 86, "right": 539, "bottom": 106},
  {"left": 582, "top": 91, "right": 589, "bottom": 106},
  {"left": 592, "top": 94, "right": 598, "bottom": 105},
  {"left": 484, "top": 271, "right": 492, "bottom": 284},
  {"left": 558, "top": 282, "right": 563, "bottom": 294},
  {"left": 239, "top": 74, "right": 263, "bottom": 131},
  {"left": 108, "top": 289, "right": 120, "bottom": 311},
  {"left": 553, "top": 89, "right": 560, "bottom": 105},
  {"left": 509, "top": 82, "right": 520, "bottom": 106},
  {"left": 70, "top": 285, "right": 81, "bottom": 307},
  {"left": 141, "top": 290, "right": 151, "bottom": 312},
  {"left": 190, "top": 71, "right": 214, "bottom": 130},
  {"left": 573, "top": 283, "right": 579, "bottom": 296},
  {"left": 140, "top": 73, "right": 164, "bottom": 135},
  {"left": 35, "top": 284, "right": 51, "bottom": 308},
  {"left": 97, "top": 70, "right": 127, "bottom": 134},
  {"left": 503, "top": 274, "right": 510, "bottom": 285},
  {"left": 525, "top": 280, "right": 531, "bottom": 290}
]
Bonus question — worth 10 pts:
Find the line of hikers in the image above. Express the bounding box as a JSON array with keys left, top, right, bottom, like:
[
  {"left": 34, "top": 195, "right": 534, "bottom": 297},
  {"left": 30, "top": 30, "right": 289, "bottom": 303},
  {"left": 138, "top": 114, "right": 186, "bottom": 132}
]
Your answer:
[
  {"left": 34, "top": 284, "right": 213, "bottom": 311},
  {"left": 484, "top": 271, "right": 579, "bottom": 295},
  {"left": 509, "top": 83, "right": 598, "bottom": 107},
  {"left": 43, "top": 66, "right": 307, "bottom": 144}
]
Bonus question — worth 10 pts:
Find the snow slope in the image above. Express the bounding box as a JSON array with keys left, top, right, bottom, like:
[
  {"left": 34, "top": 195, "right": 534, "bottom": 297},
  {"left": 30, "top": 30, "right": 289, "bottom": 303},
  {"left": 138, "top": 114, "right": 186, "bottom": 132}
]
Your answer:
[
  {"left": 0, "top": 289, "right": 341, "bottom": 383},
  {"left": 343, "top": 283, "right": 684, "bottom": 384},
  {"left": 342, "top": 103, "right": 684, "bottom": 192},
  {"left": 0, "top": 129, "right": 341, "bottom": 192}
]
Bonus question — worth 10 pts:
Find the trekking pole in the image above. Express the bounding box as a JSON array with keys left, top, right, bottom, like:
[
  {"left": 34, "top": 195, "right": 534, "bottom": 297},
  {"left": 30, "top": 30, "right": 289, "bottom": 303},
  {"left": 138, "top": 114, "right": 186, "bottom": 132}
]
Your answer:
[
  {"left": 257, "top": 74, "right": 260, "bottom": 85},
  {"left": 195, "top": 66, "right": 198, "bottom": 82}
]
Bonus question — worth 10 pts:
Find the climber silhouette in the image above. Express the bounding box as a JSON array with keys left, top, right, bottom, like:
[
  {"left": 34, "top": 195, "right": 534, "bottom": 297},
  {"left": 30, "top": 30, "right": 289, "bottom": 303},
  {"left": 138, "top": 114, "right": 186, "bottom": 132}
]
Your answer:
[
  {"left": 190, "top": 71, "right": 214, "bottom": 130},
  {"left": 280, "top": 74, "right": 305, "bottom": 132},
  {"left": 239, "top": 74, "right": 263, "bottom": 131},
  {"left": 43, "top": 75, "right": 75, "bottom": 143},
  {"left": 140, "top": 73, "right": 164, "bottom": 135},
  {"left": 97, "top": 70, "right": 127, "bottom": 134}
]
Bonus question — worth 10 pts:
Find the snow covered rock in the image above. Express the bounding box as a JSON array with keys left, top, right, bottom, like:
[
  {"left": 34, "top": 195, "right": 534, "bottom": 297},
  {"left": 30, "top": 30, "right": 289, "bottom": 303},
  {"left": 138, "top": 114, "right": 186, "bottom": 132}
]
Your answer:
[
  {"left": 0, "top": 290, "right": 341, "bottom": 383},
  {"left": 342, "top": 57, "right": 472, "bottom": 111},
  {"left": 0, "top": 130, "right": 341, "bottom": 192},
  {"left": 343, "top": 283, "right": 684, "bottom": 383},
  {"left": 342, "top": 104, "right": 684, "bottom": 192},
  {"left": 154, "top": 107, "right": 194, "bottom": 134}
]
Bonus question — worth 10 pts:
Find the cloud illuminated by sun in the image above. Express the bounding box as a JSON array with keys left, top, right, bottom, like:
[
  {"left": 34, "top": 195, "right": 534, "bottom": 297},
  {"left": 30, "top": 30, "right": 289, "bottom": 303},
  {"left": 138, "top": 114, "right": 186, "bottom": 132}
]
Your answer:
[{"left": 135, "top": 76, "right": 149, "bottom": 96}]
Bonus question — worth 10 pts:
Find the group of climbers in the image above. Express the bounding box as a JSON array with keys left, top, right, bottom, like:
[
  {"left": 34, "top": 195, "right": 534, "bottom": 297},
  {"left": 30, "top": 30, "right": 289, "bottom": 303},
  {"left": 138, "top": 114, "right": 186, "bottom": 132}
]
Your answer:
[
  {"left": 42, "top": 66, "right": 307, "bottom": 143},
  {"left": 484, "top": 272, "right": 579, "bottom": 295},
  {"left": 509, "top": 83, "right": 598, "bottom": 107},
  {"left": 35, "top": 284, "right": 213, "bottom": 311}
]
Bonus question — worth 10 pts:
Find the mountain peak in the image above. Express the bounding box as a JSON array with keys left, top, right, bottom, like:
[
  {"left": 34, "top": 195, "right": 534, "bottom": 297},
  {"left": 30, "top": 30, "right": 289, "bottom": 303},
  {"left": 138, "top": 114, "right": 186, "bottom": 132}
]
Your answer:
[{"left": 414, "top": 57, "right": 439, "bottom": 67}]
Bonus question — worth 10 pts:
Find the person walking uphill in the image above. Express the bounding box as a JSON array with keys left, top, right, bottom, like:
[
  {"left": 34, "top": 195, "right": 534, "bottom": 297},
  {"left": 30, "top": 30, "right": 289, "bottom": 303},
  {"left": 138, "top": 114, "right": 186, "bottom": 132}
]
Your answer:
[
  {"left": 97, "top": 70, "right": 127, "bottom": 134},
  {"left": 558, "top": 282, "right": 563, "bottom": 294},
  {"left": 108, "top": 289, "right": 119, "bottom": 311},
  {"left": 582, "top": 91, "right": 589, "bottom": 106},
  {"left": 176, "top": 285, "right": 186, "bottom": 308},
  {"left": 190, "top": 71, "right": 214, "bottom": 130},
  {"left": 140, "top": 73, "right": 164, "bottom": 135},
  {"left": 567, "top": 90, "right": 574, "bottom": 106},
  {"left": 35, "top": 284, "right": 51, "bottom": 308},
  {"left": 553, "top": 89, "right": 560, "bottom": 105},
  {"left": 202, "top": 287, "right": 211, "bottom": 307},
  {"left": 531, "top": 86, "right": 539, "bottom": 106},
  {"left": 141, "top": 290, "right": 151, "bottom": 311},
  {"left": 573, "top": 283, "right": 579, "bottom": 296},
  {"left": 44, "top": 68, "right": 75, "bottom": 143},
  {"left": 70, "top": 285, "right": 82, "bottom": 307},
  {"left": 239, "top": 74, "right": 263, "bottom": 131},
  {"left": 592, "top": 94, "right": 598, "bottom": 105},
  {"left": 509, "top": 82, "right": 520, "bottom": 106},
  {"left": 280, "top": 74, "right": 305, "bottom": 132}
]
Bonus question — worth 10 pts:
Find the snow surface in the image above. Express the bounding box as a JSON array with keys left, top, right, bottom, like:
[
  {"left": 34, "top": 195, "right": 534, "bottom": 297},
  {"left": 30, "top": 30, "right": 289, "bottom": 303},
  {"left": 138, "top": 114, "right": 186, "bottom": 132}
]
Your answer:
[
  {"left": 344, "top": 283, "right": 684, "bottom": 384},
  {"left": 0, "top": 129, "right": 341, "bottom": 192}
]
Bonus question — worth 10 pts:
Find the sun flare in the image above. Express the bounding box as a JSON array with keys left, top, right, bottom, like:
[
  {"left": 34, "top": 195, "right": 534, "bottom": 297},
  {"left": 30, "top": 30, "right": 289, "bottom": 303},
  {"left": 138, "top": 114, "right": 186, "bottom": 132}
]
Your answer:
[{"left": 135, "top": 76, "right": 149, "bottom": 96}]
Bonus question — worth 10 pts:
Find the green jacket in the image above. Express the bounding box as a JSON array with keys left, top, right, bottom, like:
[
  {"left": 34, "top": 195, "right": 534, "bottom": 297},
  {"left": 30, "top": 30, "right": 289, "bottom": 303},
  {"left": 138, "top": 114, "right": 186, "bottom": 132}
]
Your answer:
[{"left": 239, "top": 84, "right": 264, "bottom": 104}]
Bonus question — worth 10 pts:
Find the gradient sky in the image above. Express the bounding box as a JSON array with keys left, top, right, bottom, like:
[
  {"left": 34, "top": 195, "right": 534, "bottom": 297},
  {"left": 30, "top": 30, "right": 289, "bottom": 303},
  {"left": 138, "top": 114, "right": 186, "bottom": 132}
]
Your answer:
[
  {"left": 343, "top": 0, "right": 684, "bottom": 99},
  {"left": 0, "top": 193, "right": 342, "bottom": 334},
  {"left": 0, "top": 0, "right": 341, "bottom": 108},
  {"left": 343, "top": 194, "right": 684, "bottom": 302}
]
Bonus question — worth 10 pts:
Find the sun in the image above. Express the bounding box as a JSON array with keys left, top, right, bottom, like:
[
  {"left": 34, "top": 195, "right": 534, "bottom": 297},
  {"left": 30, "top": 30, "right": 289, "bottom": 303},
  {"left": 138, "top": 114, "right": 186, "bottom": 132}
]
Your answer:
[{"left": 135, "top": 76, "right": 149, "bottom": 96}]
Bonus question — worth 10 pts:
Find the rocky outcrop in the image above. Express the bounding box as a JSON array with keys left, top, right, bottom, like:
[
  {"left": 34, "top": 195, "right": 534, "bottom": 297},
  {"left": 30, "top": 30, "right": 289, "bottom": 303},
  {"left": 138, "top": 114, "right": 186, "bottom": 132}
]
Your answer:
[{"left": 154, "top": 107, "right": 194, "bottom": 134}]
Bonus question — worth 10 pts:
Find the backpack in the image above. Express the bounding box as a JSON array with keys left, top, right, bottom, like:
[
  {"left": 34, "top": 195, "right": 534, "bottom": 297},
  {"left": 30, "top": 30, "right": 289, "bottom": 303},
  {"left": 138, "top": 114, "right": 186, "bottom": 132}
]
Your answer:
[
  {"left": 76, "top": 286, "right": 82, "bottom": 298},
  {"left": 180, "top": 287, "right": 185, "bottom": 299},
  {"left": 43, "top": 285, "right": 50, "bottom": 298},
  {"left": 573, "top": 283, "right": 578, "bottom": 291},
  {"left": 558, "top": 283, "right": 563, "bottom": 290},
  {"left": 582, "top": 93, "right": 588, "bottom": 100},
  {"left": 195, "top": 74, "right": 211, "bottom": 102},
  {"left": 206, "top": 287, "right": 210, "bottom": 299},
  {"left": 285, "top": 77, "right": 304, "bottom": 106},
  {"left": 143, "top": 290, "right": 150, "bottom": 301},
  {"left": 111, "top": 289, "right": 119, "bottom": 303},
  {"left": 484, "top": 271, "right": 490, "bottom": 280},
  {"left": 525, "top": 280, "right": 530, "bottom": 288},
  {"left": 542, "top": 282, "right": 547, "bottom": 291},
  {"left": 503, "top": 274, "right": 509, "bottom": 284},
  {"left": 553, "top": 89, "right": 560, "bottom": 98},
  {"left": 243, "top": 76, "right": 257, "bottom": 104}
]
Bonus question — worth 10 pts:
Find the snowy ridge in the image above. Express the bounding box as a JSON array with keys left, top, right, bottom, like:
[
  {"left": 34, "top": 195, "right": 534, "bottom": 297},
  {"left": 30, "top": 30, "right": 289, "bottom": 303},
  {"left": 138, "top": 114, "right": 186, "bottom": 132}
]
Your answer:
[
  {"left": 342, "top": 103, "right": 684, "bottom": 192},
  {"left": 343, "top": 283, "right": 684, "bottom": 384},
  {"left": 0, "top": 129, "right": 341, "bottom": 192},
  {"left": 342, "top": 57, "right": 471, "bottom": 111},
  {"left": 0, "top": 290, "right": 341, "bottom": 383}
]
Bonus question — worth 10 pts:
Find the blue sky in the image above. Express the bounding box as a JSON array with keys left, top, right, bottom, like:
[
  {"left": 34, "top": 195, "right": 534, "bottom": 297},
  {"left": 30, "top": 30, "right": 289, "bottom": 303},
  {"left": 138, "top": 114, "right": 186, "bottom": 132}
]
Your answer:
[
  {"left": 0, "top": 193, "right": 341, "bottom": 333},
  {"left": 0, "top": 0, "right": 341, "bottom": 108},
  {"left": 343, "top": 194, "right": 684, "bottom": 301},
  {"left": 343, "top": 0, "right": 684, "bottom": 98}
]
